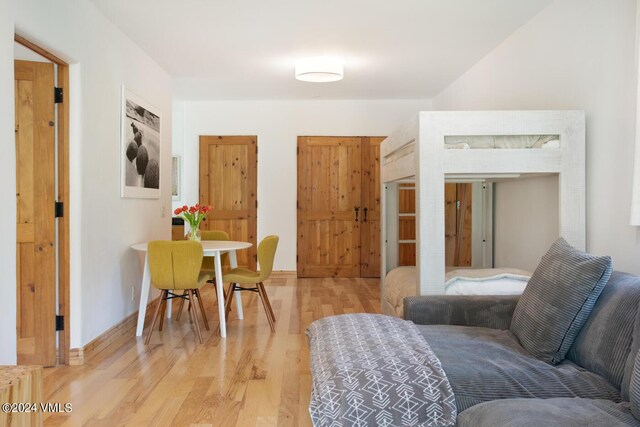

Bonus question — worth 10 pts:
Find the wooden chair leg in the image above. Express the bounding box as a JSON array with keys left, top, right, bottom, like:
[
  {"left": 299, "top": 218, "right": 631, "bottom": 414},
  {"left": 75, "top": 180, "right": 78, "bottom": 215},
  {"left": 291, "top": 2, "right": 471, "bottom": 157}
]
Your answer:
[
  {"left": 221, "top": 281, "right": 227, "bottom": 300},
  {"left": 145, "top": 290, "right": 165, "bottom": 345},
  {"left": 195, "top": 288, "right": 210, "bottom": 331},
  {"left": 257, "top": 285, "right": 276, "bottom": 332},
  {"left": 189, "top": 290, "right": 203, "bottom": 344},
  {"left": 224, "top": 283, "right": 236, "bottom": 322},
  {"left": 258, "top": 282, "right": 276, "bottom": 324},
  {"left": 158, "top": 294, "right": 168, "bottom": 331},
  {"left": 175, "top": 290, "right": 187, "bottom": 321}
]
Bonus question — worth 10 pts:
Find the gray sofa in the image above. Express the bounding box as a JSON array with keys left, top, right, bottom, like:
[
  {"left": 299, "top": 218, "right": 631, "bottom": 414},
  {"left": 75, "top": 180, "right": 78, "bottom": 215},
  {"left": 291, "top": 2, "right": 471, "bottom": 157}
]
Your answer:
[{"left": 404, "top": 271, "right": 640, "bottom": 426}]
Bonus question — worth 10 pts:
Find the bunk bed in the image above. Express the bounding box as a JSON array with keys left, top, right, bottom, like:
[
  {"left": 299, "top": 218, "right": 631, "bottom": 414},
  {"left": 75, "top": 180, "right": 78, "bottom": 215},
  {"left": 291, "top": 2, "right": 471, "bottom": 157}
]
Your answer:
[{"left": 380, "top": 111, "right": 586, "bottom": 315}]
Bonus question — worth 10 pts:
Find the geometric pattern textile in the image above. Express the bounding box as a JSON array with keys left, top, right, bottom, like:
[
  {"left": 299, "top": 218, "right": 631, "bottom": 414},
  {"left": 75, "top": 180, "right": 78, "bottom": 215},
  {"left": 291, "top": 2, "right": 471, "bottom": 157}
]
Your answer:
[{"left": 307, "top": 314, "right": 457, "bottom": 426}]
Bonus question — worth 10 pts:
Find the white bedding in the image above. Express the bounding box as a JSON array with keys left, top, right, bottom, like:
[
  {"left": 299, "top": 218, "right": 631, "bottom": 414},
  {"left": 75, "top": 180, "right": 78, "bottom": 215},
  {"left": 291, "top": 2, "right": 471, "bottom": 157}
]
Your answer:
[
  {"left": 381, "top": 266, "right": 531, "bottom": 317},
  {"left": 445, "top": 274, "right": 529, "bottom": 295},
  {"left": 443, "top": 135, "right": 560, "bottom": 149}
]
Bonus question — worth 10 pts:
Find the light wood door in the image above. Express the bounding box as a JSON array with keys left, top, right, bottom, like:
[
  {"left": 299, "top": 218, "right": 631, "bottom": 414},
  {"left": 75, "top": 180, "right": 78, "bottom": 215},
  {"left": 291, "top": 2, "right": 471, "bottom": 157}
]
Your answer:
[
  {"left": 454, "top": 183, "right": 472, "bottom": 266},
  {"left": 399, "top": 183, "right": 472, "bottom": 267},
  {"left": 444, "top": 184, "right": 458, "bottom": 265},
  {"left": 199, "top": 136, "right": 258, "bottom": 269},
  {"left": 360, "top": 137, "right": 384, "bottom": 277},
  {"left": 15, "top": 60, "right": 57, "bottom": 366},
  {"left": 445, "top": 183, "right": 473, "bottom": 267},
  {"left": 297, "top": 137, "right": 362, "bottom": 277}
]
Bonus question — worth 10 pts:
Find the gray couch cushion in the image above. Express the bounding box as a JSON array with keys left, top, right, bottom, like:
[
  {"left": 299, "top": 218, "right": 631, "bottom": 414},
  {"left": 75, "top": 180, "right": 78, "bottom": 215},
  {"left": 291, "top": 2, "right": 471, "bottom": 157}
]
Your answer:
[
  {"left": 631, "top": 350, "right": 640, "bottom": 419},
  {"left": 626, "top": 301, "right": 640, "bottom": 400},
  {"left": 567, "top": 271, "right": 640, "bottom": 397},
  {"left": 418, "top": 324, "right": 620, "bottom": 412},
  {"left": 458, "top": 398, "right": 640, "bottom": 427},
  {"left": 403, "top": 294, "right": 520, "bottom": 329},
  {"left": 510, "top": 238, "right": 612, "bottom": 365}
]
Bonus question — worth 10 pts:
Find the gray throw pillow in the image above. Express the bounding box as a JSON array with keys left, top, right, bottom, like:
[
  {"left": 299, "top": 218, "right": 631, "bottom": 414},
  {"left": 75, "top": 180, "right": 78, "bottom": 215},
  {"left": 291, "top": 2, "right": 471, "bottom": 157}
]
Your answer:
[{"left": 510, "top": 238, "right": 612, "bottom": 365}]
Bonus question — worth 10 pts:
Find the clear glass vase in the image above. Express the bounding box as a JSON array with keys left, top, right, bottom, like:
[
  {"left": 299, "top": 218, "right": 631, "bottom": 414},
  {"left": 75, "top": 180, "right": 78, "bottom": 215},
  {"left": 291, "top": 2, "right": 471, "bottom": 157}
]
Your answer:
[{"left": 187, "top": 224, "right": 201, "bottom": 242}]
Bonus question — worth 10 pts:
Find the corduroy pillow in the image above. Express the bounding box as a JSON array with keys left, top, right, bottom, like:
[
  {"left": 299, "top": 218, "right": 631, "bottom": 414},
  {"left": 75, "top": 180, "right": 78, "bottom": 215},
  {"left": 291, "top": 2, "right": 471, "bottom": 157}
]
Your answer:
[
  {"left": 630, "top": 350, "right": 640, "bottom": 420},
  {"left": 510, "top": 238, "right": 612, "bottom": 365}
]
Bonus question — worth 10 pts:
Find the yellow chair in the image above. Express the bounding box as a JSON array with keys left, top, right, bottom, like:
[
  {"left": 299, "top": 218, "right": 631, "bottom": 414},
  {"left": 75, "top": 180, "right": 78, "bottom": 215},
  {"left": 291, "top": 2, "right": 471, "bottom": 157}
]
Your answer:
[
  {"left": 145, "top": 241, "right": 210, "bottom": 345},
  {"left": 176, "top": 230, "right": 230, "bottom": 321},
  {"left": 223, "top": 235, "right": 279, "bottom": 332},
  {"left": 200, "top": 230, "right": 230, "bottom": 276}
]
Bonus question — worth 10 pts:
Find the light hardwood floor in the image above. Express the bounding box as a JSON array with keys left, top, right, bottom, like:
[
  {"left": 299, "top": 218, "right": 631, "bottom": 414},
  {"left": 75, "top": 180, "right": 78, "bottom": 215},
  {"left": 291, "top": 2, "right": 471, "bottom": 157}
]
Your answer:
[{"left": 42, "top": 276, "right": 381, "bottom": 426}]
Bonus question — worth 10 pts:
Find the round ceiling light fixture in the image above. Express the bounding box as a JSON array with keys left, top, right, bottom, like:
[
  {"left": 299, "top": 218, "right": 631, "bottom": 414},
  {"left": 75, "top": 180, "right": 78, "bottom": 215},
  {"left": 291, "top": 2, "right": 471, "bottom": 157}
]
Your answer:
[{"left": 295, "top": 56, "right": 344, "bottom": 82}]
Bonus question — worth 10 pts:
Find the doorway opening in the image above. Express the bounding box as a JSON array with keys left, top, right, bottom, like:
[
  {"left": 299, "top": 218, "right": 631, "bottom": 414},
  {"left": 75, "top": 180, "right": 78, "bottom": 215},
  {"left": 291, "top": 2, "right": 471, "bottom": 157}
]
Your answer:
[{"left": 14, "top": 35, "right": 71, "bottom": 366}]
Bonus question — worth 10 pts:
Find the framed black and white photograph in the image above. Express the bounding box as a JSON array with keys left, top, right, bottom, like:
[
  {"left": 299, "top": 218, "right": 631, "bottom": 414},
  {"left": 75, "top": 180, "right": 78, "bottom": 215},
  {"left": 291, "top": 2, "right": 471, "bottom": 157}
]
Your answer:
[
  {"left": 121, "top": 86, "right": 161, "bottom": 199},
  {"left": 172, "top": 155, "right": 181, "bottom": 200}
]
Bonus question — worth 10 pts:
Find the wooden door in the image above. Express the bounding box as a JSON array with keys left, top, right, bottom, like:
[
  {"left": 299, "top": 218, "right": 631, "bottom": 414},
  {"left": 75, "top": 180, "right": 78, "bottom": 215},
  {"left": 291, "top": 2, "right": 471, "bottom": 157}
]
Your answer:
[
  {"left": 297, "top": 137, "right": 362, "bottom": 277},
  {"left": 15, "top": 60, "right": 57, "bottom": 366},
  {"left": 454, "top": 183, "right": 473, "bottom": 266},
  {"left": 360, "top": 137, "right": 384, "bottom": 277},
  {"left": 399, "top": 183, "right": 472, "bottom": 267},
  {"left": 444, "top": 184, "right": 458, "bottom": 265},
  {"left": 199, "top": 136, "right": 257, "bottom": 269}
]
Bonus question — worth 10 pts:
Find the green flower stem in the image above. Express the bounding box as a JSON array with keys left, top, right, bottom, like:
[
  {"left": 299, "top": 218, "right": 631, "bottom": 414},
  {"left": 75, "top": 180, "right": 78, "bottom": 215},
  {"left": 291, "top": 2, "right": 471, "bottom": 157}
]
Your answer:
[{"left": 180, "top": 211, "right": 208, "bottom": 229}]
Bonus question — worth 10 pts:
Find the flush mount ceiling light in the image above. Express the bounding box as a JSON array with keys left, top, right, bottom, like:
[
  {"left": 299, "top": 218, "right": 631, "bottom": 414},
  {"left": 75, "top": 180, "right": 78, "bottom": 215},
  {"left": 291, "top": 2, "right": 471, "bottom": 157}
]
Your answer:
[{"left": 295, "top": 57, "right": 344, "bottom": 82}]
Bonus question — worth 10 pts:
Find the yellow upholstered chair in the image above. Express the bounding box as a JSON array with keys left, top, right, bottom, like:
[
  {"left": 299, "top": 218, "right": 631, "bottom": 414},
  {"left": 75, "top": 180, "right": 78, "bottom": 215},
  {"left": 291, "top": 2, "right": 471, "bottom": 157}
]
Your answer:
[
  {"left": 223, "top": 235, "right": 279, "bottom": 332},
  {"left": 176, "top": 230, "right": 230, "bottom": 321},
  {"left": 145, "top": 240, "right": 210, "bottom": 345},
  {"left": 200, "top": 230, "right": 230, "bottom": 275}
]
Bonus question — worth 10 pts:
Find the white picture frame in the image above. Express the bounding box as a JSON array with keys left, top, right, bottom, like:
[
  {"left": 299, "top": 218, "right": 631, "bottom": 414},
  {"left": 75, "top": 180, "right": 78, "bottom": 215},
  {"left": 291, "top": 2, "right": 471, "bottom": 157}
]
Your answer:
[
  {"left": 172, "top": 155, "right": 181, "bottom": 200},
  {"left": 121, "top": 85, "right": 162, "bottom": 199}
]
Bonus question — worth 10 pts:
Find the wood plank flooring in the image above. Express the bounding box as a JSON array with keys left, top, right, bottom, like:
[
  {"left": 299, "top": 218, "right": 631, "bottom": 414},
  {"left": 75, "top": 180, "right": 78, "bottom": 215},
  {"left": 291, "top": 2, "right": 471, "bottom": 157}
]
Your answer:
[{"left": 42, "top": 276, "right": 381, "bottom": 426}]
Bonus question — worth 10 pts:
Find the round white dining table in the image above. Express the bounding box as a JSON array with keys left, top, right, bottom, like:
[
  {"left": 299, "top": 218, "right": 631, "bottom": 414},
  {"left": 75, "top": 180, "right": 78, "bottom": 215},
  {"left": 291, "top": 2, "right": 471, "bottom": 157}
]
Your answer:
[{"left": 131, "top": 240, "right": 252, "bottom": 338}]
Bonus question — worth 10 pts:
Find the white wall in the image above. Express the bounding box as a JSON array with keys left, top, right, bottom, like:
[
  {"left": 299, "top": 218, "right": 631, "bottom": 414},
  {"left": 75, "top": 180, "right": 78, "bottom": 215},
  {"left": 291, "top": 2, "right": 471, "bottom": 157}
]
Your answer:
[
  {"left": 0, "top": 0, "right": 172, "bottom": 355},
  {"left": 0, "top": 0, "right": 17, "bottom": 365},
  {"left": 14, "top": 41, "right": 50, "bottom": 62},
  {"left": 173, "top": 99, "right": 432, "bottom": 270},
  {"left": 432, "top": 0, "right": 640, "bottom": 274},
  {"left": 494, "top": 176, "right": 559, "bottom": 271}
]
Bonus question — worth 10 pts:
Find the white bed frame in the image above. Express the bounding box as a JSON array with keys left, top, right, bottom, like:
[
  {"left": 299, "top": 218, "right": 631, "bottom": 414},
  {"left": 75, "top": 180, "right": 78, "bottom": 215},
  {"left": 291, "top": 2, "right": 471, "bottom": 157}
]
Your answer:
[{"left": 380, "top": 111, "right": 586, "bottom": 295}]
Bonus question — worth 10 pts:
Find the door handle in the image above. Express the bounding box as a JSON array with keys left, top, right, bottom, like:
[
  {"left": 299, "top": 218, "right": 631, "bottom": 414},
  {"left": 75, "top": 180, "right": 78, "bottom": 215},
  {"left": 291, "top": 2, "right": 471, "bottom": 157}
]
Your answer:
[
  {"left": 354, "top": 207, "right": 359, "bottom": 222},
  {"left": 363, "top": 207, "right": 368, "bottom": 222}
]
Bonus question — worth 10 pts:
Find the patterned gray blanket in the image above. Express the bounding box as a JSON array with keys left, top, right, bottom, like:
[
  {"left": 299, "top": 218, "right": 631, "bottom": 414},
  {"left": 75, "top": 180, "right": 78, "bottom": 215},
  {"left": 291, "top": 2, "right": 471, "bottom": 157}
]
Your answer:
[{"left": 307, "top": 314, "right": 457, "bottom": 426}]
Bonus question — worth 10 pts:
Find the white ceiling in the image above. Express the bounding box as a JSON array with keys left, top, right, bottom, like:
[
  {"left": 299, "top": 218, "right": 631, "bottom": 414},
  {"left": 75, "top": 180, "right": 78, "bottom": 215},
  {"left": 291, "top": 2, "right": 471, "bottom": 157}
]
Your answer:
[{"left": 90, "top": 0, "right": 552, "bottom": 100}]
